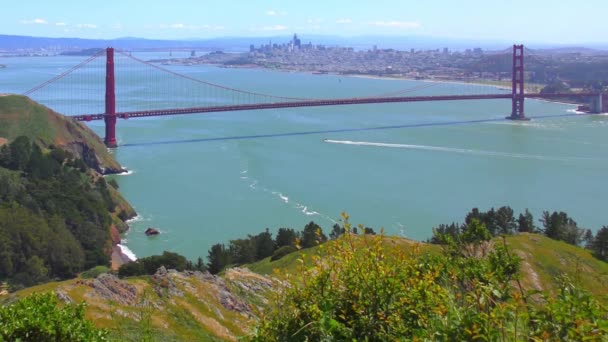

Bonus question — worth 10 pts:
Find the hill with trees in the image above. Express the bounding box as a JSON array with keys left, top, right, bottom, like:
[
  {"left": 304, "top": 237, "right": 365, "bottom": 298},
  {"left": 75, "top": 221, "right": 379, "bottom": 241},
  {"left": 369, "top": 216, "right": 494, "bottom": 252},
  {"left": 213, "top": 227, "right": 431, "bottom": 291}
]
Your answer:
[{"left": 0, "top": 96, "right": 135, "bottom": 290}]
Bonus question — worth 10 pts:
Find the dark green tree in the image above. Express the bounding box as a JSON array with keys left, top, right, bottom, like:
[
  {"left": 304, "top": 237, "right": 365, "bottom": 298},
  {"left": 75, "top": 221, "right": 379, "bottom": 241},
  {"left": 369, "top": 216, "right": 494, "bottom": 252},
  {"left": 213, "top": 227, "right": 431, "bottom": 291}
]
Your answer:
[
  {"left": 329, "top": 223, "right": 344, "bottom": 240},
  {"left": 541, "top": 211, "right": 584, "bottom": 245},
  {"left": 207, "top": 243, "right": 232, "bottom": 274},
  {"left": 229, "top": 238, "right": 257, "bottom": 264},
  {"left": 275, "top": 227, "right": 297, "bottom": 247},
  {"left": 255, "top": 229, "right": 276, "bottom": 260},
  {"left": 363, "top": 227, "right": 376, "bottom": 235},
  {"left": 591, "top": 226, "right": 608, "bottom": 261},
  {"left": 9, "top": 136, "right": 32, "bottom": 170},
  {"left": 517, "top": 209, "right": 535, "bottom": 233},
  {"left": 300, "top": 221, "right": 327, "bottom": 248},
  {"left": 495, "top": 206, "right": 516, "bottom": 234}
]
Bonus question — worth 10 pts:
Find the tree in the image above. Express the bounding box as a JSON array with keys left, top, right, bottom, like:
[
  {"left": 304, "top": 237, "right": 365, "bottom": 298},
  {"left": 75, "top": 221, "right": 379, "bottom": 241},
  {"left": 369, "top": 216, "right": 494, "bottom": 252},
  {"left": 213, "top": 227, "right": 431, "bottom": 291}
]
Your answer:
[
  {"left": 363, "top": 227, "right": 376, "bottom": 235},
  {"left": 255, "top": 229, "right": 276, "bottom": 260},
  {"left": 229, "top": 238, "right": 257, "bottom": 264},
  {"left": 495, "top": 206, "right": 516, "bottom": 234},
  {"left": 8, "top": 136, "right": 32, "bottom": 170},
  {"left": 207, "top": 243, "right": 232, "bottom": 274},
  {"left": 583, "top": 229, "right": 595, "bottom": 249},
  {"left": 275, "top": 227, "right": 297, "bottom": 247},
  {"left": 300, "top": 221, "right": 327, "bottom": 248},
  {"left": 329, "top": 224, "right": 344, "bottom": 240},
  {"left": 591, "top": 227, "right": 608, "bottom": 261},
  {"left": 541, "top": 211, "right": 584, "bottom": 245},
  {"left": 517, "top": 209, "right": 535, "bottom": 233}
]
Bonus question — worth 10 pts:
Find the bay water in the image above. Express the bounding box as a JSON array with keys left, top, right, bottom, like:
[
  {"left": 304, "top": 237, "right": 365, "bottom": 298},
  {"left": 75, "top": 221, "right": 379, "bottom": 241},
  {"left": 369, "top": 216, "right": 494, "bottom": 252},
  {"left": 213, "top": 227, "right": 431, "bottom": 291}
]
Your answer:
[{"left": 2, "top": 52, "right": 607, "bottom": 261}]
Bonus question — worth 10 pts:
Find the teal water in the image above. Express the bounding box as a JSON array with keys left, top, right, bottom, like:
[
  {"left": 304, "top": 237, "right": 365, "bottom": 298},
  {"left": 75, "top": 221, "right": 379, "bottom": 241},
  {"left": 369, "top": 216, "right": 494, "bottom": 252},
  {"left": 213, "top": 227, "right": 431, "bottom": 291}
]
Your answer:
[{"left": 2, "top": 53, "right": 608, "bottom": 261}]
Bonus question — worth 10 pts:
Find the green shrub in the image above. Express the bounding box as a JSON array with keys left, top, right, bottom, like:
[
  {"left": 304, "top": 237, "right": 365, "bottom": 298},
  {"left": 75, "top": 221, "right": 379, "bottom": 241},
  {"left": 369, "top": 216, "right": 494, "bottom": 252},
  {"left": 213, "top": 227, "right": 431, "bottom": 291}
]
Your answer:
[
  {"left": 253, "top": 213, "right": 608, "bottom": 341},
  {"left": 80, "top": 265, "right": 110, "bottom": 279},
  {"left": 270, "top": 245, "right": 298, "bottom": 261},
  {"left": 0, "top": 292, "right": 107, "bottom": 341}
]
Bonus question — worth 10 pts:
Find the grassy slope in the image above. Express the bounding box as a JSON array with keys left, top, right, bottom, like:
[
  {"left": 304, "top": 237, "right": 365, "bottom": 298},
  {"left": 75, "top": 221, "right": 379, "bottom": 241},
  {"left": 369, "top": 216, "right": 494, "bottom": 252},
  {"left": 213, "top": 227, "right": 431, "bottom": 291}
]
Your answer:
[
  {"left": 506, "top": 233, "right": 608, "bottom": 299},
  {"left": 248, "top": 234, "right": 608, "bottom": 300},
  {"left": 0, "top": 94, "right": 121, "bottom": 171},
  {"left": 2, "top": 235, "right": 607, "bottom": 341},
  {"left": 4, "top": 269, "right": 266, "bottom": 341}
]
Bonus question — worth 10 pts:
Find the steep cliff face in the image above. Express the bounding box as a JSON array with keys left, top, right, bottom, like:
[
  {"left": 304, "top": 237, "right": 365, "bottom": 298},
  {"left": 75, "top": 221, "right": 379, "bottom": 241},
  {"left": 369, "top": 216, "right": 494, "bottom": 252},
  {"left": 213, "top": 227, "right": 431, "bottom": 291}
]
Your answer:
[{"left": 0, "top": 94, "right": 124, "bottom": 174}]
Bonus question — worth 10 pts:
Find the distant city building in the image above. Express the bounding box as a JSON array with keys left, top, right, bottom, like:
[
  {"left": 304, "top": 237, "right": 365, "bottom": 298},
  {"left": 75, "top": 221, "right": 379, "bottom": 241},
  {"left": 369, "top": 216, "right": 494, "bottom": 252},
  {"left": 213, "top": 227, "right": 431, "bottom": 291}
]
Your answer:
[{"left": 293, "top": 34, "right": 301, "bottom": 49}]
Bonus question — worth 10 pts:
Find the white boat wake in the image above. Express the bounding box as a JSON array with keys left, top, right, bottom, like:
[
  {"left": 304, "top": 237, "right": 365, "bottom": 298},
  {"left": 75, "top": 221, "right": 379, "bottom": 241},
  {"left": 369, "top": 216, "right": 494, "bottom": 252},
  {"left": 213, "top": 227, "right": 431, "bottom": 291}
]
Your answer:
[{"left": 324, "top": 139, "right": 599, "bottom": 162}]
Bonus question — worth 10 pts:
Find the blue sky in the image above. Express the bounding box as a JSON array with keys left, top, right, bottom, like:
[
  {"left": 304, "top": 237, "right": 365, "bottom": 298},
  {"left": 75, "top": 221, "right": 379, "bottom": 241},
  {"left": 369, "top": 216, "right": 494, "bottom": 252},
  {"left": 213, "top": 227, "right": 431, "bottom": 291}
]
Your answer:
[{"left": 2, "top": 0, "right": 607, "bottom": 43}]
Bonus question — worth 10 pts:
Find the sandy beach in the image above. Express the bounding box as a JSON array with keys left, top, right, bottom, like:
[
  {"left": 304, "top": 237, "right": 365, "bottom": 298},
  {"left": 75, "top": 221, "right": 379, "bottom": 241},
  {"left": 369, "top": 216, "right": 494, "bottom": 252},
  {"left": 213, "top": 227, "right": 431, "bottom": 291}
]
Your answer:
[{"left": 111, "top": 245, "right": 133, "bottom": 270}]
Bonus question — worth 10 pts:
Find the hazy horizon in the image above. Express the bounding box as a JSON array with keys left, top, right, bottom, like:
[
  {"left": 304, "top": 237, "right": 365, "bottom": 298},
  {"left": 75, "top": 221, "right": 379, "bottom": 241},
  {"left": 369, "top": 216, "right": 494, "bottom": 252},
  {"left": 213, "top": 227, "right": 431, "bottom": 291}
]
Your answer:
[{"left": 2, "top": 0, "right": 608, "bottom": 45}]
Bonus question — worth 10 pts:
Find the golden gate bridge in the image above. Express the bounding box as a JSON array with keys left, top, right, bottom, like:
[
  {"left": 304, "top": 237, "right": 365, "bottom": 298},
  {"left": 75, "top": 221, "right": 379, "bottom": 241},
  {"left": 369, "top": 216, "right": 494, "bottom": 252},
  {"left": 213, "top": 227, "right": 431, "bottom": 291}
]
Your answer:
[{"left": 22, "top": 45, "right": 607, "bottom": 147}]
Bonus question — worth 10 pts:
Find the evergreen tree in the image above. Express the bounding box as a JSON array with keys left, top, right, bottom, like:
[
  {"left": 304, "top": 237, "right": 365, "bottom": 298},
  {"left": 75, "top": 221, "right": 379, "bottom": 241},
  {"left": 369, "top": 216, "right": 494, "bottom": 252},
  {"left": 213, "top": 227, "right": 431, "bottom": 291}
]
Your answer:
[
  {"left": 275, "top": 227, "right": 297, "bottom": 247},
  {"left": 329, "top": 223, "right": 344, "bottom": 240},
  {"left": 207, "top": 243, "right": 232, "bottom": 274},
  {"left": 255, "top": 229, "right": 276, "bottom": 260},
  {"left": 517, "top": 209, "right": 535, "bottom": 233},
  {"left": 300, "top": 221, "right": 327, "bottom": 248},
  {"left": 591, "top": 226, "right": 608, "bottom": 261}
]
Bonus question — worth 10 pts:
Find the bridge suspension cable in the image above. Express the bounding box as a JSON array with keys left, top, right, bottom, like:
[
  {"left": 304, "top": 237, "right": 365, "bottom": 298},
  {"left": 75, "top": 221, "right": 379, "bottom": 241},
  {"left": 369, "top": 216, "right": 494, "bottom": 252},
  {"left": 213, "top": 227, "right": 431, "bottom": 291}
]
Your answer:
[
  {"left": 22, "top": 50, "right": 105, "bottom": 96},
  {"left": 116, "top": 50, "right": 315, "bottom": 102}
]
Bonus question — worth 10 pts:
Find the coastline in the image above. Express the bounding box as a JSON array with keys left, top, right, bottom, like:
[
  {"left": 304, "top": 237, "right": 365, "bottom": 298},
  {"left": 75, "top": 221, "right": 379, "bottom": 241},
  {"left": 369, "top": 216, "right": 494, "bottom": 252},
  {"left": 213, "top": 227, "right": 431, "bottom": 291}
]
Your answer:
[{"left": 111, "top": 245, "right": 132, "bottom": 270}]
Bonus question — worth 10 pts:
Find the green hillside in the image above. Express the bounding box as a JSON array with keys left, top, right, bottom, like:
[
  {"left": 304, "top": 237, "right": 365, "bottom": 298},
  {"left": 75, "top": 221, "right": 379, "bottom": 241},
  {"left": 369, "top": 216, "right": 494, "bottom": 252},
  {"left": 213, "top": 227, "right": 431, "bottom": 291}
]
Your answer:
[{"left": 0, "top": 94, "right": 123, "bottom": 174}]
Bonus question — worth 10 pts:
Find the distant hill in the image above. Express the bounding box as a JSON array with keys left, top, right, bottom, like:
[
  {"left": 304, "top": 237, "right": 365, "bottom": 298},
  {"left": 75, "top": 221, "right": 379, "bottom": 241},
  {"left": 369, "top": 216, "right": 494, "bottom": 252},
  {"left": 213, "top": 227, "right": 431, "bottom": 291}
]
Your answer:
[{"left": 3, "top": 33, "right": 606, "bottom": 53}]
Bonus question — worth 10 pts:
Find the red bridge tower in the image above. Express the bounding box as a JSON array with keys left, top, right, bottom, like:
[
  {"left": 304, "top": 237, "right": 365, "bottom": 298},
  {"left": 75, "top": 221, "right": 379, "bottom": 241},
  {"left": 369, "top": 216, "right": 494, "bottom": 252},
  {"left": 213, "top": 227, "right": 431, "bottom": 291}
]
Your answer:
[
  {"left": 104, "top": 47, "right": 117, "bottom": 147},
  {"left": 509, "top": 44, "right": 527, "bottom": 120}
]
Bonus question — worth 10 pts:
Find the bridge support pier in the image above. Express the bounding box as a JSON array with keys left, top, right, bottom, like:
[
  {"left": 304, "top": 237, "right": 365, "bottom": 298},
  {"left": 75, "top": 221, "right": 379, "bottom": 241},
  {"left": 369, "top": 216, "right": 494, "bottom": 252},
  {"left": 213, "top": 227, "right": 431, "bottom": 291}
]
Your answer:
[
  {"left": 589, "top": 93, "right": 603, "bottom": 114},
  {"left": 104, "top": 47, "right": 117, "bottom": 148},
  {"left": 507, "top": 44, "right": 529, "bottom": 120}
]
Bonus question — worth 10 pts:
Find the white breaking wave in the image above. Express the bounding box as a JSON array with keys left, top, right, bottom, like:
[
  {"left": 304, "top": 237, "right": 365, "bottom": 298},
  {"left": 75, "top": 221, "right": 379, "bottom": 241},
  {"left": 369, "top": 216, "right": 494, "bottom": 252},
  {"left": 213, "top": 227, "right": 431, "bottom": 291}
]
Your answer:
[
  {"left": 115, "top": 169, "right": 135, "bottom": 176},
  {"left": 296, "top": 204, "right": 319, "bottom": 216},
  {"left": 324, "top": 139, "right": 598, "bottom": 162},
  {"left": 125, "top": 214, "right": 143, "bottom": 224},
  {"left": 117, "top": 244, "right": 137, "bottom": 261}
]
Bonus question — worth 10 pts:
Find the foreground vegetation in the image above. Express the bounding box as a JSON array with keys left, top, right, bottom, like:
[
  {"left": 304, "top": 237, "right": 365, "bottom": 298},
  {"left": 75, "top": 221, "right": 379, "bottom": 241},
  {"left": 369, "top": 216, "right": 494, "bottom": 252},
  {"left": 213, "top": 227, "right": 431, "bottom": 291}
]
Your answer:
[{"left": 254, "top": 214, "right": 608, "bottom": 341}]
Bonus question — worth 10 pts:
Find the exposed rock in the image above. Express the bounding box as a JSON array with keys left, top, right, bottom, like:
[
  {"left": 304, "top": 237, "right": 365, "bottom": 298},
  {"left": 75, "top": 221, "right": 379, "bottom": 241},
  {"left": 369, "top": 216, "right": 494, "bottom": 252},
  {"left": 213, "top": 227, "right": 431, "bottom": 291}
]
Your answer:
[
  {"left": 55, "top": 290, "right": 73, "bottom": 304},
  {"left": 219, "top": 288, "right": 250, "bottom": 314},
  {"left": 145, "top": 227, "right": 160, "bottom": 236},
  {"left": 86, "top": 273, "right": 138, "bottom": 305},
  {"left": 152, "top": 266, "right": 184, "bottom": 298}
]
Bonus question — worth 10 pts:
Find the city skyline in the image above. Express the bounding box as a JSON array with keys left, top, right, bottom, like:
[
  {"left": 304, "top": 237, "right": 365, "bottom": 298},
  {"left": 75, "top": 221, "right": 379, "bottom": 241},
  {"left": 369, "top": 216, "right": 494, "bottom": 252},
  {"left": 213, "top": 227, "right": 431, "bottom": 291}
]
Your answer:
[{"left": 1, "top": 0, "right": 607, "bottom": 44}]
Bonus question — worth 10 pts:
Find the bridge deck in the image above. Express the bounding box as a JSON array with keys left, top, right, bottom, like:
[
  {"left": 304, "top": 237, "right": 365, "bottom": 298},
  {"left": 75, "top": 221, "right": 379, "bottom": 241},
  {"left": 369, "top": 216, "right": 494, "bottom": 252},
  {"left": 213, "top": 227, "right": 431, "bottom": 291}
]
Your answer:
[{"left": 72, "top": 92, "right": 600, "bottom": 121}]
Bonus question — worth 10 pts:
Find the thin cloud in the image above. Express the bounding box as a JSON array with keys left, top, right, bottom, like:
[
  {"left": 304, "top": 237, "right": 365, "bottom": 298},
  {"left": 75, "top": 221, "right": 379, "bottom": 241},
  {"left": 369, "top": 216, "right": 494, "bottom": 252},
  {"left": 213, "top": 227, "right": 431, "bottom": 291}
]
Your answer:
[
  {"left": 55, "top": 22, "right": 67, "bottom": 26},
  {"left": 307, "top": 18, "right": 324, "bottom": 24},
  {"left": 21, "top": 18, "right": 48, "bottom": 25},
  {"left": 254, "top": 25, "right": 289, "bottom": 31},
  {"left": 266, "top": 9, "right": 287, "bottom": 16},
  {"left": 336, "top": 18, "right": 353, "bottom": 24},
  {"left": 369, "top": 20, "right": 420, "bottom": 28},
  {"left": 75, "top": 23, "right": 97, "bottom": 29}
]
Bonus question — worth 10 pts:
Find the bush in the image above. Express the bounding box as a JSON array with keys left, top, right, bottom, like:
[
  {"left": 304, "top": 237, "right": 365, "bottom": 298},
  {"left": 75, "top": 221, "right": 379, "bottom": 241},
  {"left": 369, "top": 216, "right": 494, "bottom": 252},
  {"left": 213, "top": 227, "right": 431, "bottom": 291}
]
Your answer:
[
  {"left": 0, "top": 292, "right": 107, "bottom": 341},
  {"left": 118, "top": 251, "right": 191, "bottom": 278},
  {"left": 80, "top": 265, "right": 110, "bottom": 279},
  {"left": 270, "top": 245, "right": 298, "bottom": 261},
  {"left": 253, "top": 213, "right": 608, "bottom": 341}
]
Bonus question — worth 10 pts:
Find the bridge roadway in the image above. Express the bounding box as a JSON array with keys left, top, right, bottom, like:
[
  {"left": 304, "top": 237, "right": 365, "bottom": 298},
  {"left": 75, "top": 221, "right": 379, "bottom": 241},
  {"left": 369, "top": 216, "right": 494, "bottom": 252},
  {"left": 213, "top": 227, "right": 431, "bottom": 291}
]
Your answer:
[{"left": 72, "top": 92, "right": 599, "bottom": 121}]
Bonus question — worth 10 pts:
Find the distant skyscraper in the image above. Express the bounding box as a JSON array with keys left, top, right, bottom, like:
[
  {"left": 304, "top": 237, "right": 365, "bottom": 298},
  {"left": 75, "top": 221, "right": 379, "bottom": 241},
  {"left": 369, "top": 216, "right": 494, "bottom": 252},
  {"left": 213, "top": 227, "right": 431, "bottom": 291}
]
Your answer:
[{"left": 293, "top": 34, "right": 301, "bottom": 49}]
